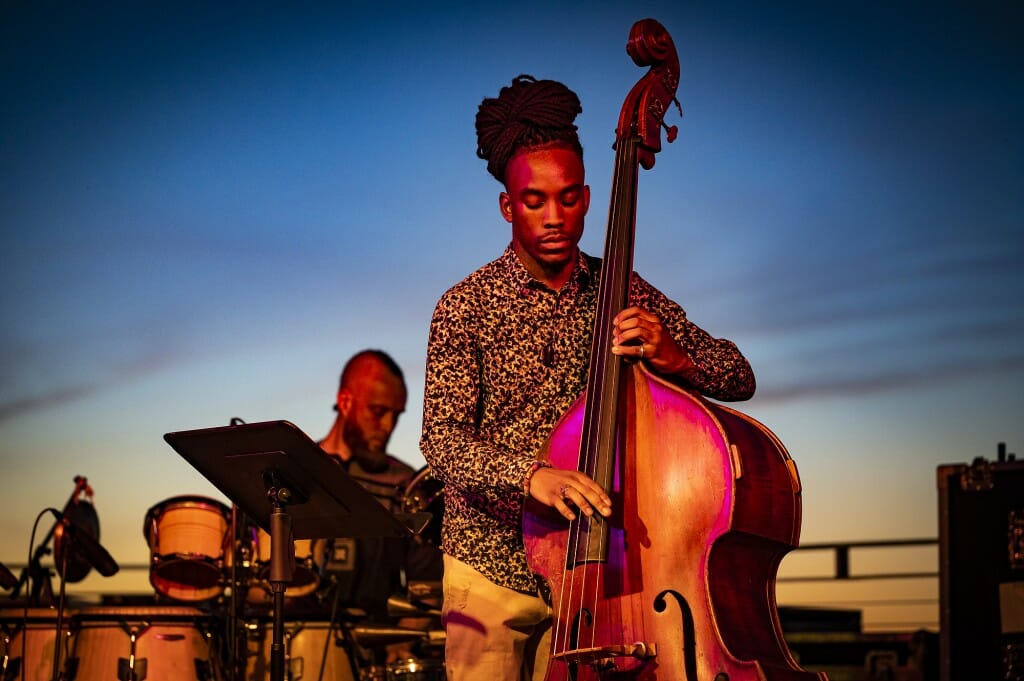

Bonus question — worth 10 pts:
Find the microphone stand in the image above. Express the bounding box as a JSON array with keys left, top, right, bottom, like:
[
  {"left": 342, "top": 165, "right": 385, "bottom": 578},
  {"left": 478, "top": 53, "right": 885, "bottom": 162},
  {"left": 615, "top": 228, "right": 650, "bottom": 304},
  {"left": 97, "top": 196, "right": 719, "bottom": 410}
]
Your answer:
[
  {"left": 11, "top": 477, "right": 89, "bottom": 604},
  {"left": 52, "top": 538, "right": 70, "bottom": 681}
]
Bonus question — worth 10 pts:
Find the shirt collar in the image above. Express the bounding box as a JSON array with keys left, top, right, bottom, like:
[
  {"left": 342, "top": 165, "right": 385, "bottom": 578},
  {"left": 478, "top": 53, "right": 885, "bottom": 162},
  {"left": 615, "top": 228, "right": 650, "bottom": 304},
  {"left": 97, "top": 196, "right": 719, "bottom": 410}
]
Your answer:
[{"left": 499, "top": 243, "right": 593, "bottom": 296}]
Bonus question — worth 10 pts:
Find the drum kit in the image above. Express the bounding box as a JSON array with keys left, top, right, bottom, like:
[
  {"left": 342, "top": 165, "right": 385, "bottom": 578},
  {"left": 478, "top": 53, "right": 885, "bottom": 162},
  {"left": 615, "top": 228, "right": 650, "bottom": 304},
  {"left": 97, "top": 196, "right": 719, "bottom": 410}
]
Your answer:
[{"left": 1, "top": 468, "right": 445, "bottom": 681}]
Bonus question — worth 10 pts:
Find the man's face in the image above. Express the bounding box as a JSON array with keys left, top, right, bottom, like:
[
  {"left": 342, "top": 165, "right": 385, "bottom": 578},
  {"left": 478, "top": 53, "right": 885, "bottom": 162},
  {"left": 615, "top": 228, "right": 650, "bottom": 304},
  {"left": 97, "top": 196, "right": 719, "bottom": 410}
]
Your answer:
[
  {"left": 339, "top": 365, "right": 407, "bottom": 470},
  {"left": 500, "top": 146, "right": 590, "bottom": 286}
]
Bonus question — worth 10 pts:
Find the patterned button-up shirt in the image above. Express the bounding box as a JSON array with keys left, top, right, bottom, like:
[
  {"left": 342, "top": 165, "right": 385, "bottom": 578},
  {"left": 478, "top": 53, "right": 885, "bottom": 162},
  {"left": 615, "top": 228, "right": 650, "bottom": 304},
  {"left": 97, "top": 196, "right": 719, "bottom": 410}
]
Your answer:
[{"left": 420, "top": 244, "right": 755, "bottom": 592}]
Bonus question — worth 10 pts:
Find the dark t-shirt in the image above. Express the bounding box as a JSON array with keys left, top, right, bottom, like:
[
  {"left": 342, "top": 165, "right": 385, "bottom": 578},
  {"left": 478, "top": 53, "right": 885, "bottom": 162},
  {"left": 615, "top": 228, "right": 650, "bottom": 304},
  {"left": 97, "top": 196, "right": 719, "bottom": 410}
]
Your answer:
[{"left": 323, "top": 455, "right": 442, "bottom": 623}]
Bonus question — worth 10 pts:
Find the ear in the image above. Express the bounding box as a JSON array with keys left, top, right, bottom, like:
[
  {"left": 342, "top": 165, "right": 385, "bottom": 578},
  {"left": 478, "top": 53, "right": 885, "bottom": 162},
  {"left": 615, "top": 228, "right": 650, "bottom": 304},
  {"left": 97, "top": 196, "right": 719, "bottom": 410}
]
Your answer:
[
  {"left": 499, "top": 192, "right": 513, "bottom": 223},
  {"left": 335, "top": 389, "right": 354, "bottom": 416},
  {"left": 583, "top": 184, "right": 591, "bottom": 215}
]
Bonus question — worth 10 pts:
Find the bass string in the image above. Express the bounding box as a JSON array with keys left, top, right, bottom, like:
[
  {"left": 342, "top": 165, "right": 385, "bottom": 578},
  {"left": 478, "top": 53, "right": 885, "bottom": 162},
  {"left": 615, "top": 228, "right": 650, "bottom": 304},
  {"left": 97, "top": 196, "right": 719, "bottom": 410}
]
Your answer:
[{"left": 569, "top": 132, "right": 639, "bottom": 655}]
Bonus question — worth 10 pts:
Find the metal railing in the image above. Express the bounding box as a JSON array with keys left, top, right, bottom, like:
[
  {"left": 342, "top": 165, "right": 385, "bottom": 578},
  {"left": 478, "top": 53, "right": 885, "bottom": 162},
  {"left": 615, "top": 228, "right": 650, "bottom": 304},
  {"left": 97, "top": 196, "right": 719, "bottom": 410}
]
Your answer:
[{"left": 781, "top": 537, "right": 938, "bottom": 582}]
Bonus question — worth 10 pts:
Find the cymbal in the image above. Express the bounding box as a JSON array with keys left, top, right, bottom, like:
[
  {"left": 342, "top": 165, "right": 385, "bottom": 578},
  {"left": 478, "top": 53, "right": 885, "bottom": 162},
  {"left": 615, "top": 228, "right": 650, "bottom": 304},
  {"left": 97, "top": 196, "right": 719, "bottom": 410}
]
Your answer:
[
  {"left": 407, "top": 581, "right": 442, "bottom": 599},
  {"left": 387, "top": 594, "right": 441, "bottom": 618},
  {"left": 349, "top": 624, "right": 425, "bottom": 645}
]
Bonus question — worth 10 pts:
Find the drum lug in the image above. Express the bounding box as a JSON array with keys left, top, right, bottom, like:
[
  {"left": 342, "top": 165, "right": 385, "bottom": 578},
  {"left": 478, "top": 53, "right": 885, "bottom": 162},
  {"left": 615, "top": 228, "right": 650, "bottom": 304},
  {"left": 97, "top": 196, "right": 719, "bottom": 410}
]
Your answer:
[
  {"left": 4, "top": 657, "right": 23, "bottom": 681},
  {"left": 194, "top": 657, "right": 214, "bottom": 681},
  {"left": 117, "top": 656, "right": 146, "bottom": 681}
]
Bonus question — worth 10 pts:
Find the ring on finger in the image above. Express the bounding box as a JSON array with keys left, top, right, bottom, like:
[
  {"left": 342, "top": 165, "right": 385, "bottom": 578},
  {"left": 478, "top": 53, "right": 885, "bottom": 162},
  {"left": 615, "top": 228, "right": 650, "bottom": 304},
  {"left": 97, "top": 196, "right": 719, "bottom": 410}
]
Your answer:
[
  {"left": 559, "top": 484, "right": 570, "bottom": 498},
  {"left": 639, "top": 344, "right": 645, "bottom": 359}
]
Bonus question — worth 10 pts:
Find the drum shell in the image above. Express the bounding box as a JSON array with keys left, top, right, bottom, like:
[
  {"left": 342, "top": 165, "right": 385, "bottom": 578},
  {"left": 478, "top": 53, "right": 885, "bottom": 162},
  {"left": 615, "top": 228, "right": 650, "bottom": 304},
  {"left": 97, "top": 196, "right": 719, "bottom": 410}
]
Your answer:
[
  {"left": 69, "top": 606, "right": 217, "bottom": 681},
  {"left": 249, "top": 530, "right": 327, "bottom": 600},
  {"left": 0, "top": 608, "right": 70, "bottom": 681},
  {"left": 245, "top": 620, "right": 354, "bottom": 681},
  {"left": 144, "top": 495, "right": 231, "bottom": 602}
]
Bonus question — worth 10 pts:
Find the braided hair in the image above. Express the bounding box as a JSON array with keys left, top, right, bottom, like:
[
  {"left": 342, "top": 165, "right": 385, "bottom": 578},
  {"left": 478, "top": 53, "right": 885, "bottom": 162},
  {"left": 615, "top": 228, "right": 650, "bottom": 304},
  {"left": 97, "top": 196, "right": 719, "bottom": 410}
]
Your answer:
[{"left": 475, "top": 75, "right": 584, "bottom": 184}]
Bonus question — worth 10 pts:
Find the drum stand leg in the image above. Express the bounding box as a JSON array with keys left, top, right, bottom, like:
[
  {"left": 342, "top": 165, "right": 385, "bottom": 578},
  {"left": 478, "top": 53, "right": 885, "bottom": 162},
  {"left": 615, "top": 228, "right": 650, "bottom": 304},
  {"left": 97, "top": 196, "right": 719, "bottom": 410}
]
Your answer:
[
  {"left": 313, "top": 576, "right": 362, "bottom": 681},
  {"left": 226, "top": 504, "right": 251, "bottom": 681}
]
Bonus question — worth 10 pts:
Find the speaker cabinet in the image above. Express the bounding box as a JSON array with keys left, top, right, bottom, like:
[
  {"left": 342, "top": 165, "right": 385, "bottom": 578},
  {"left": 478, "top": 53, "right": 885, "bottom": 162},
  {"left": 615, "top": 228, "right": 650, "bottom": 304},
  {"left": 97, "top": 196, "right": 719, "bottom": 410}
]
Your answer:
[{"left": 938, "top": 453, "right": 1024, "bottom": 681}]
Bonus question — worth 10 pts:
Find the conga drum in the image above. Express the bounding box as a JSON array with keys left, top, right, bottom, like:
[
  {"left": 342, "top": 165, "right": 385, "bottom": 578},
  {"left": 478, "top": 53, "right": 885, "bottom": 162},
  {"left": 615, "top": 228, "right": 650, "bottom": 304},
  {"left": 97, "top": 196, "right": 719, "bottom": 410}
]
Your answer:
[
  {"left": 245, "top": 619, "right": 355, "bottom": 681},
  {"left": 0, "top": 608, "right": 70, "bottom": 681},
  {"left": 69, "top": 606, "right": 219, "bottom": 681}
]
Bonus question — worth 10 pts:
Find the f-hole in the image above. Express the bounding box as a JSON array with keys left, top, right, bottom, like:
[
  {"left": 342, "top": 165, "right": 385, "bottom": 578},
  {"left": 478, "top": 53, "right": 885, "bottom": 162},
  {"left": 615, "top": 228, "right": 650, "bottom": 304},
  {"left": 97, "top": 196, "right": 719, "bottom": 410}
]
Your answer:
[{"left": 654, "top": 589, "right": 697, "bottom": 681}]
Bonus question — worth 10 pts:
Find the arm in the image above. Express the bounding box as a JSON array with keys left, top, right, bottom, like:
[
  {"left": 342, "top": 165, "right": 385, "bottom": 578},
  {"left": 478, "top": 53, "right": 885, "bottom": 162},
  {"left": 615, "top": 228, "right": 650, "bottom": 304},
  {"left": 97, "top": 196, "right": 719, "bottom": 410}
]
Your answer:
[
  {"left": 614, "top": 274, "right": 756, "bottom": 401},
  {"left": 420, "top": 290, "right": 612, "bottom": 520},
  {"left": 419, "top": 291, "right": 536, "bottom": 501}
]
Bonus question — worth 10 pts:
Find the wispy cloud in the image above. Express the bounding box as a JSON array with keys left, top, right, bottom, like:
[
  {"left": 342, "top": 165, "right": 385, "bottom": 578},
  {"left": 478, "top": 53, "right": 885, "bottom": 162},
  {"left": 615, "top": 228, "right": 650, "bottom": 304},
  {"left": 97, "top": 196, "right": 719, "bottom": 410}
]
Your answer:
[
  {"left": 754, "top": 353, "right": 1024, "bottom": 404},
  {"left": 0, "top": 341, "right": 188, "bottom": 424}
]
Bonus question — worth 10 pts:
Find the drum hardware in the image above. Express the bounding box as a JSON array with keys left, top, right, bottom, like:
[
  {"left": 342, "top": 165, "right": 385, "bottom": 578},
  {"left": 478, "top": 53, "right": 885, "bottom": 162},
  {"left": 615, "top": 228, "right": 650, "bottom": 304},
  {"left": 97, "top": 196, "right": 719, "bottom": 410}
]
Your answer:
[
  {"left": 385, "top": 596, "right": 441, "bottom": 619},
  {"left": 386, "top": 657, "right": 446, "bottom": 680},
  {"left": 347, "top": 625, "right": 427, "bottom": 647},
  {"left": 405, "top": 582, "right": 441, "bottom": 601},
  {"left": 400, "top": 468, "right": 443, "bottom": 547},
  {"left": 422, "top": 630, "right": 445, "bottom": 649},
  {"left": 0, "top": 563, "right": 16, "bottom": 591}
]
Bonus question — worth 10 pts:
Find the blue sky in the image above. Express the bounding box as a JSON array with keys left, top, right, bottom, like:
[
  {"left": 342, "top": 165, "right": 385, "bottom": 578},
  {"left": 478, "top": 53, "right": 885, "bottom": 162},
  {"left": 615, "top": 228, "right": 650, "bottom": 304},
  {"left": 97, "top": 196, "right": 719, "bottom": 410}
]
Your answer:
[{"left": 2, "top": 1, "right": 1021, "bottom": 629}]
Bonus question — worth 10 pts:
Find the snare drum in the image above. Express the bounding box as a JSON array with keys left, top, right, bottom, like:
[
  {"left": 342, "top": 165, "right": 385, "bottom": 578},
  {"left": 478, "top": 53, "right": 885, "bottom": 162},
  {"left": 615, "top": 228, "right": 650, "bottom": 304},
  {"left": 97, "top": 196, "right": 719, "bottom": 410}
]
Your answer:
[
  {"left": 0, "top": 608, "right": 69, "bottom": 681},
  {"left": 144, "top": 495, "right": 231, "bottom": 601},
  {"left": 69, "top": 607, "right": 218, "bottom": 681},
  {"left": 401, "top": 467, "right": 444, "bottom": 547},
  {"left": 245, "top": 620, "right": 355, "bottom": 681},
  {"left": 250, "top": 529, "right": 326, "bottom": 598}
]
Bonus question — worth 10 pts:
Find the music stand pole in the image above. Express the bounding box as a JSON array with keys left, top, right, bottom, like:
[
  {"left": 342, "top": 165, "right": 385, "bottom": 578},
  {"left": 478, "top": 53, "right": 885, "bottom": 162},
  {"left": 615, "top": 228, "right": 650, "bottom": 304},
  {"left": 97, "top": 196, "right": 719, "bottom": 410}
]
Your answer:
[{"left": 266, "top": 486, "right": 296, "bottom": 681}]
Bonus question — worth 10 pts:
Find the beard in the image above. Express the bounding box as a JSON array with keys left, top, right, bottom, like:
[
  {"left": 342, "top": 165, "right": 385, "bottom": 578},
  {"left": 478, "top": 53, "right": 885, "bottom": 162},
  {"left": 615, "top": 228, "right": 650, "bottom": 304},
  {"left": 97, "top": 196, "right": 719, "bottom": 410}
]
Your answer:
[{"left": 343, "top": 417, "right": 389, "bottom": 473}]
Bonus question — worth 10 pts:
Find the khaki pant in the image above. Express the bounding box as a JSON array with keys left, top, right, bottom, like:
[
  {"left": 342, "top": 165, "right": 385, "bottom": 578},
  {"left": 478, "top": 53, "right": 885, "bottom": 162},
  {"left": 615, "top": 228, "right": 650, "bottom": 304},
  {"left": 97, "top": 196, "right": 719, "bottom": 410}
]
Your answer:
[{"left": 442, "top": 554, "right": 552, "bottom": 681}]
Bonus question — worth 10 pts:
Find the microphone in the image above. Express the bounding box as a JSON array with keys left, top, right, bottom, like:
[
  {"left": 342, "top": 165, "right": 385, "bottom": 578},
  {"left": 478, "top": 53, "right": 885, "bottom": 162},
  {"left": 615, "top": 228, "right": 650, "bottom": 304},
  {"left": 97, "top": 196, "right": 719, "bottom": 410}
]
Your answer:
[
  {"left": 49, "top": 508, "right": 120, "bottom": 577},
  {"left": 0, "top": 561, "right": 16, "bottom": 590}
]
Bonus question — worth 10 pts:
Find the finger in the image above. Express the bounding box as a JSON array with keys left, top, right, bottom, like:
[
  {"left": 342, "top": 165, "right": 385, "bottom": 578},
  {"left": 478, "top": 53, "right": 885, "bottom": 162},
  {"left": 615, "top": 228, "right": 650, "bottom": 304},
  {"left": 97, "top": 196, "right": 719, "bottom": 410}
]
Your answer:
[
  {"left": 557, "top": 482, "right": 593, "bottom": 515},
  {"left": 614, "top": 327, "right": 645, "bottom": 345},
  {"left": 614, "top": 306, "right": 657, "bottom": 325},
  {"left": 553, "top": 495, "right": 577, "bottom": 521},
  {"left": 613, "top": 307, "right": 639, "bottom": 325},
  {"left": 566, "top": 477, "right": 613, "bottom": 516}
]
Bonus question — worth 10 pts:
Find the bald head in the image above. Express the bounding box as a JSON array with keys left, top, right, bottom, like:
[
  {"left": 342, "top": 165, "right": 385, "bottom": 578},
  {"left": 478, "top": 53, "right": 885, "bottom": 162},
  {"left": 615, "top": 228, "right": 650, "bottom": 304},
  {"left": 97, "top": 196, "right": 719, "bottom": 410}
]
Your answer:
[{"left": 335, "top": 350, "right": 407, "bottom": 470}]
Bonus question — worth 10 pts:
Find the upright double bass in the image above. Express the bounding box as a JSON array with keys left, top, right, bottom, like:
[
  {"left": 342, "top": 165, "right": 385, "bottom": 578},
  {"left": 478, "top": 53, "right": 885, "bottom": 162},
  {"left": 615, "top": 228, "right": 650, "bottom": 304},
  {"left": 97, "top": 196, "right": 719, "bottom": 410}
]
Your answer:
[{"left": 523, "top": 19, "right": 827, "bottom": 681}]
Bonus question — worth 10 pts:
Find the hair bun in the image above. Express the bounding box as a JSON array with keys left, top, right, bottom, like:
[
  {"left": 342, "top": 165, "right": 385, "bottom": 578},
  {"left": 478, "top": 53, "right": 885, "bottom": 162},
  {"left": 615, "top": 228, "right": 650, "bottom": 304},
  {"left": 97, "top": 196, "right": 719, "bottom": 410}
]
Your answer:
[{"left": 476, "top": 75, "right": 583, "bottom": 183}]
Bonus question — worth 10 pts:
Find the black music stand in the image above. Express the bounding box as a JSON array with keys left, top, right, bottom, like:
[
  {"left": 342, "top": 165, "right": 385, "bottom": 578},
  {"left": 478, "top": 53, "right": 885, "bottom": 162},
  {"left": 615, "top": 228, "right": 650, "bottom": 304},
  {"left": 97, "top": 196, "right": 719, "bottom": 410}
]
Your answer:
[{"left": 164, "top": 420, "right": 417, "bottom": 681}]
